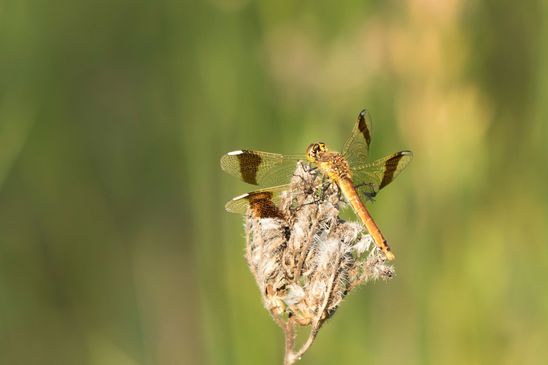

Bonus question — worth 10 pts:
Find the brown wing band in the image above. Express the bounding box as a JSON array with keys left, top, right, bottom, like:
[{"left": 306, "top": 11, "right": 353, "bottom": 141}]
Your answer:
[
  {"left": 248, "top": 192, "right": 283, "bottom": 219},
  {"left": 237, "top": 150, "right": 262, "bottom": 185},
  {"left": 358, "top": 110, "right": 371, "bottom": 146},
  {"left": 379, "top": 152, "right": 405, "bottom": 189}
]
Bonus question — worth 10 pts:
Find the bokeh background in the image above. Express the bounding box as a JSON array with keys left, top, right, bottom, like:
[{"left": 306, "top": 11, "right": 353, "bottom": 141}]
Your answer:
[{"left": 1, "top": 0, "right": 547, "bottom": 364}]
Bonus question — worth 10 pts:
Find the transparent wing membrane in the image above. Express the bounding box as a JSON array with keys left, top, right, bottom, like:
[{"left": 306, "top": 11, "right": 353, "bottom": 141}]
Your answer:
[
  {"left": 220, "top": 150, "right": 304, "bottom": 187},
  {"left": 351, "top": 150, "right": 413, "bottom": 202},
  {"left": 342, "top": 109, "right": 373, "bottom": 168}
]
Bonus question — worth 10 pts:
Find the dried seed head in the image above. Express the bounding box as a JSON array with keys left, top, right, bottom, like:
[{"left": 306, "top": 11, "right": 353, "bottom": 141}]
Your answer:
[{"left": 244, "top": 162, "right": 394, "bottom": 326}]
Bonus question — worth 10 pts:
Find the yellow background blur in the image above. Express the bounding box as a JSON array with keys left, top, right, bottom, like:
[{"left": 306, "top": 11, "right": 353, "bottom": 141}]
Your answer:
[{"left": 1, "top": 1, "right": 547, "bottom": 364}]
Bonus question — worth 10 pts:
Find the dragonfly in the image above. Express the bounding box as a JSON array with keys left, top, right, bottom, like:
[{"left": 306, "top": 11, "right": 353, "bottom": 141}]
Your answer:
[{"left": 220, "top": 109, "right": 413, "bottom": 260}]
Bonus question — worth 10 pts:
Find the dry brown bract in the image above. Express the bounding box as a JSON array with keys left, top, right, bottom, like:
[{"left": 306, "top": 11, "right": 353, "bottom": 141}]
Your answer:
[{"left": 244, "top": 162, "right": 394, "bottom": 365}]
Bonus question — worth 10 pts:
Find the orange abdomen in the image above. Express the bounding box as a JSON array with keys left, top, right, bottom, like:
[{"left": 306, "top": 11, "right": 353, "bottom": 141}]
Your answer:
[{"left": 337, "top": 178, "right": 395, "bottom": 260}]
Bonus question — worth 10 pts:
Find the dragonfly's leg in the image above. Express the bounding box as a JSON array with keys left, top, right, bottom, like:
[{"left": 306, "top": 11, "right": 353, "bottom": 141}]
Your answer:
[
  {"left": 293, "top": 172, "right": 312, "bottom": 186},
  {"left": 354, "top": 182, "right": 377, "bottom": 202},
  {"left": 303, "top": 161, "right": 317, "bottom": 171}
]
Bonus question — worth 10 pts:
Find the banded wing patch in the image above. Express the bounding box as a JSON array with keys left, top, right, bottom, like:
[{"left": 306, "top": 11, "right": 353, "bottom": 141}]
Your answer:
[
  {"left": 220, "top": 150, "right": 303, "bottom": 187},
  {"left": 351, "top": 150, "right": 413, "bottom": 201},
  {"left": 225, "top": 185, "right": 290, "bottom": 218}
]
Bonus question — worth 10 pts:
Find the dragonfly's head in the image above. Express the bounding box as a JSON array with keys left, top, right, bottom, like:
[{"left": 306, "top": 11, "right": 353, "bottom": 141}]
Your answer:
[{"left": 306, "top": 142, "right": 327, "bottom": 162}]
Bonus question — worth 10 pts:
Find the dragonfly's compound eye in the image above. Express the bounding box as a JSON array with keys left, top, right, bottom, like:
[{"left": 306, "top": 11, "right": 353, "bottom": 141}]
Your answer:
[
  {"left": 306, "top": 143, "right": 317, "bottom": 162},
  {"left": 306, "top": 142, "right": 327, "bottom": 162}
]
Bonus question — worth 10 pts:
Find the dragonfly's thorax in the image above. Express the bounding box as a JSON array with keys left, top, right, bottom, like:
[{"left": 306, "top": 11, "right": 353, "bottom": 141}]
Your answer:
[{"left": 316, "top": 151, "right": 352, "bottom": 181}]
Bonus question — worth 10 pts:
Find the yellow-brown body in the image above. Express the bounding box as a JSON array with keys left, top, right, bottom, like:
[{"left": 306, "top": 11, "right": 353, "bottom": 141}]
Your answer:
[{"left": 307, "top": 144, "right": 395, "bottom": 260}]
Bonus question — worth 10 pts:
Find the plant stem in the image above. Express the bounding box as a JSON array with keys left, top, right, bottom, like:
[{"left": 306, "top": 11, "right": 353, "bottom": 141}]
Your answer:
[{"left": 283, "top": 319, "right": 296, "bottom": 365}]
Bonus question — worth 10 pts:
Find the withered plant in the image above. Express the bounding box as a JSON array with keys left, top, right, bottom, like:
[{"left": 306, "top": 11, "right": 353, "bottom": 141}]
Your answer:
[{"left": 244, "top": 162, "right": 394, "bottom": 365}]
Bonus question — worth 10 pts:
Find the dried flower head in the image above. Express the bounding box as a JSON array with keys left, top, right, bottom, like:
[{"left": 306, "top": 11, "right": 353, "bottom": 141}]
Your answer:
[{"left": 244, "top": 161, "right": 394, "bottom": 364}]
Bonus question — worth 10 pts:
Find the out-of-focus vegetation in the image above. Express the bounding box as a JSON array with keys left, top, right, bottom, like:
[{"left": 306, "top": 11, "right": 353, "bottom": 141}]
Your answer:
[{"left": 1, "top": 0, "right": 547, "bottom": 364}]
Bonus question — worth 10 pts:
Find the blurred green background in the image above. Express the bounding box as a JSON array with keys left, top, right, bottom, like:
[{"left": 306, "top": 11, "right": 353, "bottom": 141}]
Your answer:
[{"left": 1, "top": 0, "right": 547, "bottom": 364}]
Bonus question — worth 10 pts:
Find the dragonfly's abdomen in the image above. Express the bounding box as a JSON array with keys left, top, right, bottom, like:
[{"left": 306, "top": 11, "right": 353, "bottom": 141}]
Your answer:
[
  {"left": 315, "top": 151, "right": 394, "bottom": 259},
  {"left": 337, "top": 177, "right": 395, "bottom": 260}
]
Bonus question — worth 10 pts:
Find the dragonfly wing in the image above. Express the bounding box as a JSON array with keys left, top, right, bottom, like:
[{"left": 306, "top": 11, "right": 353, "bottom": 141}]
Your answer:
[
  {"left": 350, "top": 150, "right": 413, "bottom": 201},
  {"left": 342, "top": 109, "right": 373, "bottom": 167},
  {"left": 220, "top": 150, "right": 304, "bottom": 186},
  {"left": 225, "top": 185, "right": 290, "bottom": 218}
]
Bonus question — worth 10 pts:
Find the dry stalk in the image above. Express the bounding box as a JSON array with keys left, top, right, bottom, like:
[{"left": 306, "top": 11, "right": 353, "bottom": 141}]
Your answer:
[{"left": 244, "top": 162, "right": 394, "bottom": 364}]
